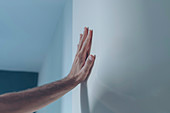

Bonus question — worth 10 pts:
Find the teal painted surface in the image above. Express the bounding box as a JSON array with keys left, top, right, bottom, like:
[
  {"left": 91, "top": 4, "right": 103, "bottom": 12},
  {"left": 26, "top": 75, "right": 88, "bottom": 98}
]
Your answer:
[
  {"left": 0, "top": 70, "right": 38, "bottom": 94},
  {"left": 0, "top": 70, "right": 38, "bottom": 113}
]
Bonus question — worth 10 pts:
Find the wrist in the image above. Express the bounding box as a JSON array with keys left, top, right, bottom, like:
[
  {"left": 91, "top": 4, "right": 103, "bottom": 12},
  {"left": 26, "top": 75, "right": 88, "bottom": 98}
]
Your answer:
[{"left": 64, "top": 74, "right": 79, "bottom": 88}]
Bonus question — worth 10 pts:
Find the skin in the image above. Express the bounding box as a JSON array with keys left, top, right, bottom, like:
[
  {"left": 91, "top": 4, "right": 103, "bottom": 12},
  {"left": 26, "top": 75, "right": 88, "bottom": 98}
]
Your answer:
[{"left": 0, "top": 27, "right": 96, "bottom": 113}]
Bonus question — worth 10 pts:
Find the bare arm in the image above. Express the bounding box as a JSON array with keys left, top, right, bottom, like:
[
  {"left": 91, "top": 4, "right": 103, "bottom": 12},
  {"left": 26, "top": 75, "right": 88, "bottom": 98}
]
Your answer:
[
  {"left": 0, "top": 27, "right": 96, "bottom": 113},
  {"left": 0, "top": 77, "right": 78, "bottom": 113}
]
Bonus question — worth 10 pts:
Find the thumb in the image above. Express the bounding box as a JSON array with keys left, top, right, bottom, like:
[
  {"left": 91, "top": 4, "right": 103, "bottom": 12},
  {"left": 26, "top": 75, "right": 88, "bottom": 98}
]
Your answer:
[{"left": 82, "top": 55, "right": 95, "bottom": 74}]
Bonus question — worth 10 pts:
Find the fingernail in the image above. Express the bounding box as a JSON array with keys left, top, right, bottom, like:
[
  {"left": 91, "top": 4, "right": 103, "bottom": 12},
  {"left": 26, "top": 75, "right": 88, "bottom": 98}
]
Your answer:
[{"left": 89, "top": 55, "right": 93, "bottom": 61}]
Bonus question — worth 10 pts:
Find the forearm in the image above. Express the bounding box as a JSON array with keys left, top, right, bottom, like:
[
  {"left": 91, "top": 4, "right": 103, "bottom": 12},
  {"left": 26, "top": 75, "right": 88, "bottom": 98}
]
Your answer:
[
  {"left": 0, "top": 76, "right": 78, "bottom": 113},
  {"left": 0, "top": 27, "right": 95, "bottom": 113}
]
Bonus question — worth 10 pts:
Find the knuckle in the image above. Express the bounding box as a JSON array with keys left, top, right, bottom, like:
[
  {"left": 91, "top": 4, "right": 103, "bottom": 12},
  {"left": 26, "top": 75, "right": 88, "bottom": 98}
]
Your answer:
[
  {"left": 84, "top": 68, "right": 88, "bottom": 73},
  {"left": 77, "top": 52, "right": 81, "bottom": 57},
  {"left": 75, "top": 52, "right": 79, "bottom": 57},
  {"left": 77, "top": 56, "right": 84, "bottom": 65},
  {"left": 87, "top": 59, "right": 92, "bottom": 65},
  {"left": 82, "top": 70, "right": 86, "bottom": 75},
  {"left": 78, "top": 52, "right": 83, "bottom": 59},
  {"left": 79, "top": 59, "right": 84, "bottom": 66}
]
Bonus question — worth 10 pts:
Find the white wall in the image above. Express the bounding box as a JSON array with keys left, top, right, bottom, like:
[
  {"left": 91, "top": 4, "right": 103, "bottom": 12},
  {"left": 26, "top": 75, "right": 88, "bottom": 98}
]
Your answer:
[
  {"left": 72, "top": 0, "right": 170, "bottom": 113},
  {"left": 38, "top": 0, "right": 72, "bottom": 113}
]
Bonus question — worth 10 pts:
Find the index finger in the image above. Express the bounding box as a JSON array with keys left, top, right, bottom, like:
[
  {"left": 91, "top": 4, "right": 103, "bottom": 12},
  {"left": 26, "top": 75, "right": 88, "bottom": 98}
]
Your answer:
[
  {"left": 80, "top": 29, "right": 93, "bottom": 54},
  {"left": 78, "top": 27, "right": 89, "bottom": 51}
]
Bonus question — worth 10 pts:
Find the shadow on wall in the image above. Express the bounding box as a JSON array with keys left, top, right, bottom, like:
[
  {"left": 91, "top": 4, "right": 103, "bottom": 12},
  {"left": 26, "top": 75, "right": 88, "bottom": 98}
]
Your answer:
[
  {"left": 80, "top": 81, "right": 129, "bottom": 113},
  {"left": 81, "top": 82, "right": 114, "bottom": 113},
  {"left": 80, "top": 82, "right": 90, "bottom": 113},
  {"left": 80, "top": 80, "right": 139, "bottom": 113},
  {"left": 80, "top": 66, "right": 170, "bottom": 113}
]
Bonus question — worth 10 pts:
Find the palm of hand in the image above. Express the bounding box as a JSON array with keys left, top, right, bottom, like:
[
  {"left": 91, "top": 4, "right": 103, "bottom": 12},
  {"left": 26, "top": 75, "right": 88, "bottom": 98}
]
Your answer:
[{"left": 68, "top": 27, "right": 96, "bottom": 83}]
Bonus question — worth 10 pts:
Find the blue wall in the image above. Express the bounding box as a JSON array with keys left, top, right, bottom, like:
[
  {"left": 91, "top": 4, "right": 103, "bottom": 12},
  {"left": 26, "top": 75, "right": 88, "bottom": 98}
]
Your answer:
[{"left": 37, "top": 0, "right": 72, "bottom": 113}]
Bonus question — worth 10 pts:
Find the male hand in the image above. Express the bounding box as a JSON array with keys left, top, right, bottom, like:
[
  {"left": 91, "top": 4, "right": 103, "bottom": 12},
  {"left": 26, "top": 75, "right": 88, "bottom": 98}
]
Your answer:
[
  {"left": 0, "top": 27, "right": 95, "bottom": 113},
  {"left": 68, "top": 27, "right": 96, "bottom": 84}
]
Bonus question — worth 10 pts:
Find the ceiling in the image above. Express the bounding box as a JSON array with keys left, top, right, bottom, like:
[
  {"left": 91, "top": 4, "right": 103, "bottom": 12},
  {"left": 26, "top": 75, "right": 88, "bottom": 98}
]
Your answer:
[{"left": 0, "top": 0, "right": 67, "bottom": 72}]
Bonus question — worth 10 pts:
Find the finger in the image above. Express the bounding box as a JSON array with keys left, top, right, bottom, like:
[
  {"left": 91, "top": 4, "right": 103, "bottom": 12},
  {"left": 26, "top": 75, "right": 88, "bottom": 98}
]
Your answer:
[
  {"left": 76, "top": 44, "right": 79, "bottom": 53},
  {"left": 80, "top": 34, "right": 83, "bottom": 42},
  {"left": 85, "top": 55, "right": 96, "bottom": 80},
  {"left": 81, "top": 55, "right": 95, "bottom": 76},
  {"left": 77, "top": 34, "right": 83, "bottom": 53},
  {"left": 79, "top": 27, "right": 89, "bottom": 51},
  {"left": 80, "top": 30, "right": 93, "bottom": 55},
  {"left": 87, "top": 30, "right": 93, "bottom": 56}
]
